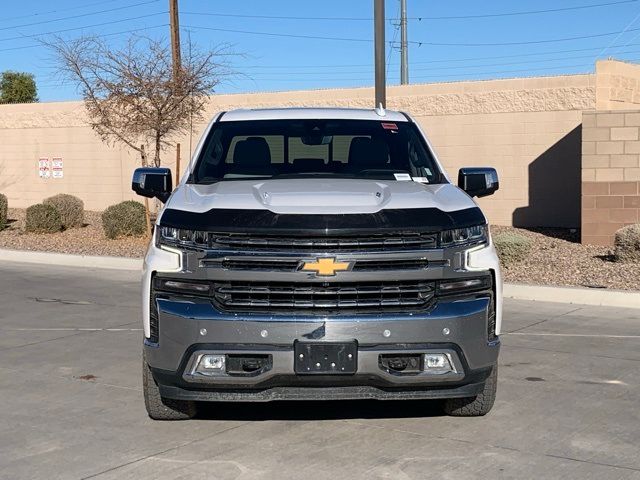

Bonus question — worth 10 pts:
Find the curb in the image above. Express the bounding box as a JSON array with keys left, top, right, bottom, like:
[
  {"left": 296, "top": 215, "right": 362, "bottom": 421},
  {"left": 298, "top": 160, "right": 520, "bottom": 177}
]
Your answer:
[
  {"left": 1, "top": 248, "right": 639, "bottom": 309},
  {"left": 0, "top": 248, "right": 142, "bottom": 271},
  {"left": 503, "top": 283, "right": 640, "bottom": 310}
]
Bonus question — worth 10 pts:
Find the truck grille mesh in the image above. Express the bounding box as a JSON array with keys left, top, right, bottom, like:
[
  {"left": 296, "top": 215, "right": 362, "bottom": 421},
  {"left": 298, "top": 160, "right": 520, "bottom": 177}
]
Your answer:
[{"left": 213, "top": 281, "right": 435, "bottom": 311}]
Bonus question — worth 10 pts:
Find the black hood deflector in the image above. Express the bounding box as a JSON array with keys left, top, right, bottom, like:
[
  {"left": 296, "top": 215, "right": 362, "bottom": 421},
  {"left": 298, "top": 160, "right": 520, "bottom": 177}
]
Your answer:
[{"left": 159, "top": 207, "right": 486, "bottom": 235}]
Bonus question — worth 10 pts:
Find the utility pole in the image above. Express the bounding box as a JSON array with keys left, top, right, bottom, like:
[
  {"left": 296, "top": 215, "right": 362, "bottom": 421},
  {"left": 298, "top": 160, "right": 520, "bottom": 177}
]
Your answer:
[
  {"left": 169, "top": 0, "right": 181, "bottom": 82},
  {"left": 400, "top": 0, "right": 409, "bottom": 85},
  {"left": 374, "top": 0, "right": 386, "bottom": 108}
]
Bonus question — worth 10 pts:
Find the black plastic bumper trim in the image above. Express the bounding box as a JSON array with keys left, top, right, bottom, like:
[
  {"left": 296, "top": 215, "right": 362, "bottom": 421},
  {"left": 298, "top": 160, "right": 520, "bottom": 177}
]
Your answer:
[{"left": 158, "top": 381, "right": 486, "bottom": 402}]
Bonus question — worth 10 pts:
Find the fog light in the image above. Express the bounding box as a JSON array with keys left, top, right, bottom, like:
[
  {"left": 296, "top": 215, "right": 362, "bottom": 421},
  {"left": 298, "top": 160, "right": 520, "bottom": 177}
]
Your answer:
[
  {"left": 424, "top": 353, "right": 455, "bottom": 374},
  {"left": 195, "top": 354, "right": 226, "bottom": 375}
]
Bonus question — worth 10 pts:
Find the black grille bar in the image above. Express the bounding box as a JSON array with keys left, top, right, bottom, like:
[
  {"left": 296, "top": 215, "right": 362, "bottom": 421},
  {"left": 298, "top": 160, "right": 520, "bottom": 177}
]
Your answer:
[
  {"left": 211, "top": 233, "right": 438, "bottom": 251},
  {"left": 217, "top": 258, "right": 433, "bottom": 272},
  {"left": 213, "top": 281, "right": 435, "bottom": 310}
]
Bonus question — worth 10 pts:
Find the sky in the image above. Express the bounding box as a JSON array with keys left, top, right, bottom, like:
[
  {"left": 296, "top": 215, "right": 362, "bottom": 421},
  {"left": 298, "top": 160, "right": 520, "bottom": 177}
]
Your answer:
[{"left": 3, "top": 0, "right": 640, "bottom": 102}]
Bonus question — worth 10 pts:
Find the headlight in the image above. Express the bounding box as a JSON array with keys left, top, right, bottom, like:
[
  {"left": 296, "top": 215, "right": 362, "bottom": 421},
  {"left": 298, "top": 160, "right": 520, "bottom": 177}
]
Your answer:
[
  {"left": 440, "top": 225, "right": 488, "bottom": 248},
  {"left": 156, "top": 226, "right": 210, "bottom": 249}
]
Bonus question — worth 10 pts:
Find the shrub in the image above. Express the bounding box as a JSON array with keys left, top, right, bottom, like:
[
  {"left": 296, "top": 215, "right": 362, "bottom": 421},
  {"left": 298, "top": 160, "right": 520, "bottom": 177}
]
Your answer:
[
  {"left": 0, "top": 193, "right": 7, "bottom": 229},
  {"left": 614, "top": 224, "right": 640, "bottom": 263},
  {"left": 102, "top": 200, "right": 147, "bottom": 239},
  {"left": 493, "top": 232, "right": 533, "bottom": 265},
  {"left": 43, "top": 194, "right": 84, "bottom": 229},
  {"left": 25, "top": 204, "right": 63, "bottom": 233}
]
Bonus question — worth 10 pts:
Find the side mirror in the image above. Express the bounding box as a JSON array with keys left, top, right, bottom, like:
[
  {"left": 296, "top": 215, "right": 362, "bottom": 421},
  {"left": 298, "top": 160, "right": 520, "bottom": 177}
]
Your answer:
[
  {"left": 132, "top": 167, "right": 173, "bottom": 203},
  {"left": 458, "top": 167, "right": 499, "bottom": 198}
]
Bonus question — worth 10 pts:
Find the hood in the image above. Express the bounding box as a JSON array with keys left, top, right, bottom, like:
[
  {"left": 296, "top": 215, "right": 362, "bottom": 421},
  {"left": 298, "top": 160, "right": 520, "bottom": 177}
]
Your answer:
[{"left": 167, "top": 178, "right": 478, "bottom": 215}]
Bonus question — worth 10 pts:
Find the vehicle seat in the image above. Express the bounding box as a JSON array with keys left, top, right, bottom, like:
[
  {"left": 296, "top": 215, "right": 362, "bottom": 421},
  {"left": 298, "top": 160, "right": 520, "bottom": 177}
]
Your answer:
[
  {"left": 347, "top": 137, "right": 389, "bottom": 171},
  {"left": 291, "top": 158, "right": 326, "bottom": 173},
  {"left": 231, "top": 137, "right": 272, "bottom": 175}
]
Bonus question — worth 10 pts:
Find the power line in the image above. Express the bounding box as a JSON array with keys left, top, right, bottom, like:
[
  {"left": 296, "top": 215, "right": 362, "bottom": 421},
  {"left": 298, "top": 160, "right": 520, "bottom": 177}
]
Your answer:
[
  {"left": 183, "top": 22, "right": 640, "bottom": 48},
  {"left": 421, "top": 26, "right": 640, "bottom": 47},
  {"left": 204, "top": 42, "right": 640, "bottom": 70},
  {"left": 0, "top": 0, "right": 135, "bottom": 24},
  {"left": 407, "top": 0, "right": 639, "bottom": 20},
  {"left": 183, "top": 24, "right": 378, "bottom": 44},
  {"left": 180, "top": 1, "right": 638, "bottom": 22},
  {"left": 386, "top": 1, "right": 401, "bottom": 78},
  {"left": 237, "top": 63, "right": 596, "bottom": 83},
  {"left": 0, "top": 12, "right": 167, "bottom": 44},
  {"left": 0, "top": 0, "right": 161, "bottom": 33},
  {"left": 0, "top": 24, "right": 168, "bottom": 53},
  {"left": 596, "top": 5, "right": 640, "bottom": 57},
  {"left": 234, "top": 49, "right": 640, "bottom": 76}
]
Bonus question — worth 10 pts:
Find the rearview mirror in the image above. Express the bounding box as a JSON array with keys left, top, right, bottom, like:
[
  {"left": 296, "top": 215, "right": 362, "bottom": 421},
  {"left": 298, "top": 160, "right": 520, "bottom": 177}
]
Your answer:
[
  {"left": 458, "top": 167, "right": 499, "bottom": 198},
  {"left": 132, "top": 167, "right": 172, "bottom": 203}
]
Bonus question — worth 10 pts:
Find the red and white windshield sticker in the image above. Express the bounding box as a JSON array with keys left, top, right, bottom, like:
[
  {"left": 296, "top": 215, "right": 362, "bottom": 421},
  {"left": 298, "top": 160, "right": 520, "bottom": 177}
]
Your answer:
[{"left": 381, "top": 122, "right": 398, "bottom": 130}]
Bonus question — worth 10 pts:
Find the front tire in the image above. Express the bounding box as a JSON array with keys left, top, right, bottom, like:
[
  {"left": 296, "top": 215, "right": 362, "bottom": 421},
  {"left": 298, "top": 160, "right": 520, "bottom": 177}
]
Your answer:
[
  {"left": 443, "top": 365, "right": 497, "bottom": 417},
  {"left": 143, "top": 352, "right": 197, "bottom": 420}
]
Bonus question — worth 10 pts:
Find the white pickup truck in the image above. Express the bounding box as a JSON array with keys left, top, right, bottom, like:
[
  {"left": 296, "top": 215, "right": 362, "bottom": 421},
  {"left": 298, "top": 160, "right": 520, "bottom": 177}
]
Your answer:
[{"left": 131, "top": 107, "right": 502, "bottom": 420}]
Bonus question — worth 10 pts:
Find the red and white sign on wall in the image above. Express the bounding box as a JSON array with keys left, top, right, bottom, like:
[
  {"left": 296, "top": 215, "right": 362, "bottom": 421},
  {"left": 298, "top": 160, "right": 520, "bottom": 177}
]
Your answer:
[
  {"left": 38, "top": 158, "right": 50, "bottom": 178},
  {"left": 52, "top": 158, "right": 63, "bottom": 179}
]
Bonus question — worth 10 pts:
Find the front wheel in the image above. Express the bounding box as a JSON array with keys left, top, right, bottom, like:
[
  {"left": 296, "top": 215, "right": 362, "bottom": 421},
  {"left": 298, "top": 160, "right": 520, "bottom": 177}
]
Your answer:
[
  {"left": 143, "top": 352, "right": 197, "bottom": 420},
  {"left": 443, "top": 366, "right": 497, "bottom": 417}
]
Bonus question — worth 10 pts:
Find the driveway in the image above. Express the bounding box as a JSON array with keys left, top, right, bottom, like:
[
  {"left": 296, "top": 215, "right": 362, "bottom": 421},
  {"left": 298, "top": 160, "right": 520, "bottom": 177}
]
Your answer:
[{"left": 0, "top": 262, "right": 638, "bottom": 479}]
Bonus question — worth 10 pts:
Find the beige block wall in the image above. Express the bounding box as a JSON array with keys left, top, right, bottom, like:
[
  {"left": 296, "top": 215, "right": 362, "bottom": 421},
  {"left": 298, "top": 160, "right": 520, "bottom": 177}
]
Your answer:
[
  {"left": 418, "top": 110, "right": 583, "bottom": 226},
  {"left": 582, "top": 110, "right": 640, "bottom": 245},
  {"left": 596, "top": 59, "right": 640, "bottom": 110},
  {"left": 0, "top": 73, "right": 596, "bottom": 226}
]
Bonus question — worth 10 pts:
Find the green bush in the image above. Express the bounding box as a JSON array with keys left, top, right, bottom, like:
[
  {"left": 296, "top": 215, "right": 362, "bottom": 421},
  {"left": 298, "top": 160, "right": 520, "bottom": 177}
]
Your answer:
[
  {"left": 25, "top": 204, "right": 63, "bottom": 233},
  {"left": 43, "top": 194, "right": 84, "bottom": 229},
  {"left": 614, "top": 224, "right": 640, "bottom": 263},
  {"left": 493, "top": 232, "right": 533, "bottom": 265},
  {"left": 102, "top": 200, "right": 147, "bottom": 239},
  {"left": 0, "top": 193, "right": 7, "bottom": 229}
]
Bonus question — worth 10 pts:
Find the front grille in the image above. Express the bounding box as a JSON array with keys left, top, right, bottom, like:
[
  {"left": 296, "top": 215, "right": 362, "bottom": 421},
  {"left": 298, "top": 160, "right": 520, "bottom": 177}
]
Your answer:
[
  {"left": 213, "top": 281, "right": 435, "bottom": 311},
  {"left": 352, "top": 259, "right": 431, "bottom": 271},
  {"left": 216, "top": 258, "right": 433, "bottom": 272},
  {"left": 211, "top": 232, "right": 438, "bottom": 251}
]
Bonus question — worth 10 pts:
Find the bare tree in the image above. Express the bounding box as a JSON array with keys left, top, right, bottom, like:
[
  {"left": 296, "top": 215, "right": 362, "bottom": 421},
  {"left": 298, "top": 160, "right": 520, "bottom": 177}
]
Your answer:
[{"left": 47, "top": 35, "right": 230, "bottom": 166}]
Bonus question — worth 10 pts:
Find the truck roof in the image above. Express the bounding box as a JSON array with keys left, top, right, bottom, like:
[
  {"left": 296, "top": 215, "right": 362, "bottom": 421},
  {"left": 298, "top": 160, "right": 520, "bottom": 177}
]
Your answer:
[{"left": 219, "top": 107, "right": 409, "bottom": 123}]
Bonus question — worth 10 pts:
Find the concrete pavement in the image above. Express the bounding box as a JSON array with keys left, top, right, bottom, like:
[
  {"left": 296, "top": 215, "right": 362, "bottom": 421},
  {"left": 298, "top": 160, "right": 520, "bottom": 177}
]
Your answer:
[{"left": 0, "top": 262, "right": 639, "bottom": 479}]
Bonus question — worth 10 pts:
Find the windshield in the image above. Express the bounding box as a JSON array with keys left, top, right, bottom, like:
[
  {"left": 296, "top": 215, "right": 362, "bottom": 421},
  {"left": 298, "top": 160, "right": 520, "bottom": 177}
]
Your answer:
[{"left": 191, "top": 119, "right": 442, "bottom": 184}]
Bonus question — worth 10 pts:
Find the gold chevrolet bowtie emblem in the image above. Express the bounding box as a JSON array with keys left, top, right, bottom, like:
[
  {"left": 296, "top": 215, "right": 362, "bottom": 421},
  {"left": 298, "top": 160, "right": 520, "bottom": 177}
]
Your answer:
[{"left": 301, "top": 257, "right": 352, "bottom": 276}]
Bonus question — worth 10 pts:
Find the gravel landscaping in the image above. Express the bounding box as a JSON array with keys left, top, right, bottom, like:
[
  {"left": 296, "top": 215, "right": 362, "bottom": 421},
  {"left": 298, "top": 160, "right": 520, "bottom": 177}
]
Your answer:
[
  {"left": 0, "top": 208, "right": 638, "bottom": 291},
  {"left": 0, "top": 209, "right": 148, "bottom": 258},
  {"left": 491, "top": 226, "right": 639, "bottom": 291}
]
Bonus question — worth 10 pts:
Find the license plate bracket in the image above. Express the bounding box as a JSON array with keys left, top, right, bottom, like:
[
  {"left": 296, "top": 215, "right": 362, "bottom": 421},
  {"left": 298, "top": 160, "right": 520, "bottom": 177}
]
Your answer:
[{"left": 294, "top": 341, "right": 358, "bottom": 375}]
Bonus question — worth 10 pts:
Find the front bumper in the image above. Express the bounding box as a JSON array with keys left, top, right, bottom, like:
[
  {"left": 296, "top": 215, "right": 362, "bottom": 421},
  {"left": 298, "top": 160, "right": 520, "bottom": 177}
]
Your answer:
[{"left": 145, "top": 295, "right": 499, "bottom": 401}]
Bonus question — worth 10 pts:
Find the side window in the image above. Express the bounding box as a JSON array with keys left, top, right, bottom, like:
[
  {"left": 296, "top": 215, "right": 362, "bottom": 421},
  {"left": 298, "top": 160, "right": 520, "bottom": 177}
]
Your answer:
[
  {"left": 195, "top": 128, "right": 224, "bottom": 180},
  {"left": 407, "top": 129, "right": 436, "bottom": 180}
]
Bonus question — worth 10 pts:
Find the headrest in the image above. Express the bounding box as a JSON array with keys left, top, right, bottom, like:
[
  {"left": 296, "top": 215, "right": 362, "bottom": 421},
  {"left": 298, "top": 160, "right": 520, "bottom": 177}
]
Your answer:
[
  {"left": 233, "top": 137, "right": 271, "bottom": 171},
  {"left": 348, "top": 137, "right": 389, "bottom": 169},
  {"left": 291, "top": 158, "right": 326, "bottom": 172}
]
